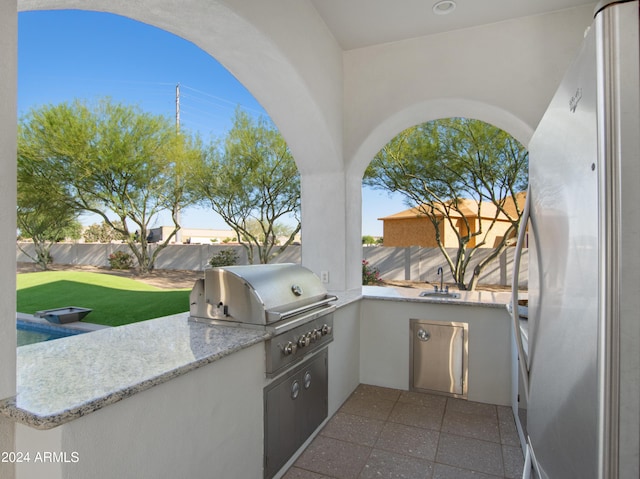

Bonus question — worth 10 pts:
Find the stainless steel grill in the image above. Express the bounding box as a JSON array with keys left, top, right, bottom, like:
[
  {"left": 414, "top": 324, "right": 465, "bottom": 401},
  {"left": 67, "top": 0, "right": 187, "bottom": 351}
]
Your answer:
[
  {"left": 188, "top": 263, "right": 336, "bottom": 377},
  {"left": 188, "top": 263, "right": 337, "bottom": 478}
]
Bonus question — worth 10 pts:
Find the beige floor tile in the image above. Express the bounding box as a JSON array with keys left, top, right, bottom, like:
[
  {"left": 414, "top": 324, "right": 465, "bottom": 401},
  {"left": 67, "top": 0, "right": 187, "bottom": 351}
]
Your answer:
[
  {"left": 282, "top": 467, "right": 333, "bottom": 479},
  {"left": 352, "top": 383, "right": 402, "bottom": 402},
  {"left": 502, "top": 445, "right": 525, "bottom": 479},
  {"left": 388, "top": 400, "right": 445, "bottom": 431},
  {"left": 398, "top": 390, "right": 448, "bottom": 408},
  {"left": 294, "top": 435, "right": 371, "bottom": 479},
  {"left": 497, "top": 406, "right": 521, "bottom": 447},
  {"left": 375, "top": 421, "right": 440, "bottom": 461},
  {"left": 285, "top": 385, "right": 521, "bottom": 479},
  {"left": 432, "top": 463, "right": 503, "bottom": 479},
  {"left": 446, "top": 398, "right": 497, "bottom": 418},
  {"left": 436, "top": 433, "right": 505, "bottom": 477},
  {"left": 441, "top": 409, "right": 501, "bottom": 443},
  {"left": 339, "top": 394, "right": 396, "bottom": 421},
  {"left": 360, "top": 449, "right": 433, "bottom": 479},
  {"left": 320, "top": 412, "right": 385, "bottom": 447}
]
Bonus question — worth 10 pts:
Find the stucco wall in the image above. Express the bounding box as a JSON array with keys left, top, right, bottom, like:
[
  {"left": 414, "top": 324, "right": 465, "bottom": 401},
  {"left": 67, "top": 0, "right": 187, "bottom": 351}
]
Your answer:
[
  {"left": 328, "top": 302, "right": 361, "bottom": 415},
  {"left": 1, "top": 0, "right": 17, "bottom": 397},
  {"left": 0, "top": 7, "right": 17, "bottom": 478},
  {"left": 360, "top": 299, "right": 513, "bottom": 406},
  {"left": 16, "top": 343, "right": 267, "bottom": 479}
]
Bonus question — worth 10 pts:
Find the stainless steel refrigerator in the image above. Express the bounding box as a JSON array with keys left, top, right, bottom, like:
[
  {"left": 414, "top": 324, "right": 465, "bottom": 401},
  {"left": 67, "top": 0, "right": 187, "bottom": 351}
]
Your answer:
[{"left": 512, "top": 1, "right": 640, "bottom": 477}]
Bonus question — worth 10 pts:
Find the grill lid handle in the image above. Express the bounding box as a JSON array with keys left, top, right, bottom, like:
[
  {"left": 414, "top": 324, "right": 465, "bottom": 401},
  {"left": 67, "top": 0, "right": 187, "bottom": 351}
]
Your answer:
[{"left": 266, "top": 295, "right": 338, "bottom": 323}]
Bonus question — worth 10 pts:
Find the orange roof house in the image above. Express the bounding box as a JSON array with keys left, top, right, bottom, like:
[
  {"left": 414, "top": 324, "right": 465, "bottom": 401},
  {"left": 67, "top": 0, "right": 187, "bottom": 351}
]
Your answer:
[{"left": 379, "top": 192, "right": 526, "bottom": 248}]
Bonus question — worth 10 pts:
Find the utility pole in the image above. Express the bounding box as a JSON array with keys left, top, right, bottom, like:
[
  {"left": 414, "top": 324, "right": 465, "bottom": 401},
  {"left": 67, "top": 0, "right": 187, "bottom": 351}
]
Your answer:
[
  {"left": 175, "top": 82, "right": 181, "bottom": 132},
  {"left": 175, "top": 82, "right": 182, "bottom": 244}
]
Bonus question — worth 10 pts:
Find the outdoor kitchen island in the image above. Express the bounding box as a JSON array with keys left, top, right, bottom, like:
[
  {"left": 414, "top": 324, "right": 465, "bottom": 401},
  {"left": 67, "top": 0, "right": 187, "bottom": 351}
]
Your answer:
[
  {"left": 1, "top": 288, "right": 515, "bottom": 479},
  {"left": 360, "top": 287, "right": 515, "bottom": 407}
]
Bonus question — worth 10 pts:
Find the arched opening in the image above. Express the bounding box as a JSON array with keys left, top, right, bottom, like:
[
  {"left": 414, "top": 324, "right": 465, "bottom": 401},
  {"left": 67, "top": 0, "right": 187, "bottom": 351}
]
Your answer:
[
  {"left": 16, "top": 10, "right": 305, "bottom": 332},
  {"left": 359, "top": 115, "right": 528, "bottom": 291}
]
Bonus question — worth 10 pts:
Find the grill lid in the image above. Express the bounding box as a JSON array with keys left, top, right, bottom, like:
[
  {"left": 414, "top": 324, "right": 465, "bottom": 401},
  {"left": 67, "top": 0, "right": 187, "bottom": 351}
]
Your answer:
[{"left": 189, "top": 263, "right": 334, "bottom": 326}]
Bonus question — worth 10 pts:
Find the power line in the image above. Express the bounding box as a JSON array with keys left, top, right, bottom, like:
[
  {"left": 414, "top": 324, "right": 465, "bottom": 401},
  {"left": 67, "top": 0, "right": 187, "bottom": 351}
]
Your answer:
[
  {"left": 180, "top": 84, "right": 264, "bottom": 116},
  {"left": 19, "top": 72, "right": 267, "bottom": 138}
]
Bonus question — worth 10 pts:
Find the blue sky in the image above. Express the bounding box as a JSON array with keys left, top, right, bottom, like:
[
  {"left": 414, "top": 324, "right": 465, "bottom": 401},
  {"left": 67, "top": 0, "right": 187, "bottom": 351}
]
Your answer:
[{"left": 18, "top": 10, "right": 406, "bottom": 236}]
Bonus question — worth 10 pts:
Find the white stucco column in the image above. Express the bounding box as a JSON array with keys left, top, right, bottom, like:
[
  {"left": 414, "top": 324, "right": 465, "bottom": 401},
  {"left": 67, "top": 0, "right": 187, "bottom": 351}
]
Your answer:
[
  {"left": 0, "top": 1, "right": 17, "bottom": 475},
  {"left": 0, "top": 0, "right": 17, "bottom": 399},
  {"left": 300, "top": 171, "right": 361, "bottom": 292},
  {"left": 344, "top": 172, "right": 363, "bottom": 290}
]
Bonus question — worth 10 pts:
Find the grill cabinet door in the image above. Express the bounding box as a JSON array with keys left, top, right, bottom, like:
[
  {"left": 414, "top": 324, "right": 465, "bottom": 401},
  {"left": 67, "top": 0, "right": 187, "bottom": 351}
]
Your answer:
[{"left": 264, "top": 350, "right": 328, "bottom": 479}]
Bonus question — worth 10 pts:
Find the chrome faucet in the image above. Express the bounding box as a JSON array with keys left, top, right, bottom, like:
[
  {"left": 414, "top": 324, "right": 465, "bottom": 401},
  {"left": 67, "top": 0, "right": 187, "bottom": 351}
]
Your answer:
[{"left": 419, "top": 266, "right": 458, "bottom": 299}]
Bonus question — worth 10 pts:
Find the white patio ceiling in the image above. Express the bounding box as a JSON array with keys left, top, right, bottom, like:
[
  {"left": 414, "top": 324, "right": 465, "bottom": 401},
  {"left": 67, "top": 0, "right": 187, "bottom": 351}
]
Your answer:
[{"left": 310, "top": 0, "right": 596, "bottom": 50}]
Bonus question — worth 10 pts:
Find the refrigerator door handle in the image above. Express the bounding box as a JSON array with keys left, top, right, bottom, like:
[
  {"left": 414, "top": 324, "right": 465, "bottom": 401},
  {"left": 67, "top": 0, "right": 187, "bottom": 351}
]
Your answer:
[
  {"left": 521, "top": 443, "right": 532, "bottom": 479},
  {"left": 511, "top": 185, "right": 531, "bottom": 403}
]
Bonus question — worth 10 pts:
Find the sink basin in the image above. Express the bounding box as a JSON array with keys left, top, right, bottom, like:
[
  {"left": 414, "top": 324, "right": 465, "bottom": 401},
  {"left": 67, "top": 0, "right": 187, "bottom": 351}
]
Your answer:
[{"left": 419, "top": 291, "right": 460, "bottom": 299}]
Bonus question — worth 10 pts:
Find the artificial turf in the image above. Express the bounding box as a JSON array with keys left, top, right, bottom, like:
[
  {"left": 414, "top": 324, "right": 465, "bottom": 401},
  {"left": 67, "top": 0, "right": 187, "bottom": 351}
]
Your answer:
[{"left": 17, "top": 271, "right": 190, "bottom": 327}]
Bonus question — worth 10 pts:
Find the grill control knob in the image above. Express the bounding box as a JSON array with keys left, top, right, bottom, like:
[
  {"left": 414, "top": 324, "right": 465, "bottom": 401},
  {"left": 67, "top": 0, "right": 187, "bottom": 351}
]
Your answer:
[
  {"left": 283, "top": 342, "right": 297, "bottom": 356},
  {"left": 298, "top": 335, "right": 310, "bottom": 348},
  {"left": 311, "top": 329, "right": 319, "bottom": 341},
  {"left": 321, "top": 324, "right": 332, "bottom": 336}
]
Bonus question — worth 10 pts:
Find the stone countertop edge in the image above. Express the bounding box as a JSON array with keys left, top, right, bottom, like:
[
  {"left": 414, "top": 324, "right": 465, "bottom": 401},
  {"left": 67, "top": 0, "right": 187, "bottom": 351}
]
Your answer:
[{"left": 0, "top": 313, "right": 270, "bottom": 430}]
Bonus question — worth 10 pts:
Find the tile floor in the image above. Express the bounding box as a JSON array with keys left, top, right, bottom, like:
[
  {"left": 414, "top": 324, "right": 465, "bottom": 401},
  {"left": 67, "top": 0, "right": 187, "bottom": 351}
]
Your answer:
[{"left": 283, "top": 384, "right": 524, "bottom": 479}]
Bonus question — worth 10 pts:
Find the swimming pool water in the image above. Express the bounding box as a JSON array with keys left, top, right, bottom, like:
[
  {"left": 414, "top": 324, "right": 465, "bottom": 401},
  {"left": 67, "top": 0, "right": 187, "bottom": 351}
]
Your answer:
[{"left": 17, "top": 320, "right": 84, "bottom": 347}]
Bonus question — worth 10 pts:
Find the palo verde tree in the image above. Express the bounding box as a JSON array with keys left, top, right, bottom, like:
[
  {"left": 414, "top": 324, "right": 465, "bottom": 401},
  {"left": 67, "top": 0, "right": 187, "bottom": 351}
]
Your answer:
[
  {"left": 18, "top": 98, "right": 203, "bottom": 273},
  {"left": 17, "top": 153, "right": 82, "bottom": 269},
  {"left": 364, "top": 118, "right": 528, "bottom": 290},
  {"left": 192, "top": 109, "right": 300, "bottom": 264}
]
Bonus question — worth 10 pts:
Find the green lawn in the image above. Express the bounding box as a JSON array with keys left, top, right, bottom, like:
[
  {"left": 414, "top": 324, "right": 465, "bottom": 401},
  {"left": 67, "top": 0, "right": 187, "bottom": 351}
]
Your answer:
[{"left": 17, "top": 271, "right": 190, "bottom": 327}]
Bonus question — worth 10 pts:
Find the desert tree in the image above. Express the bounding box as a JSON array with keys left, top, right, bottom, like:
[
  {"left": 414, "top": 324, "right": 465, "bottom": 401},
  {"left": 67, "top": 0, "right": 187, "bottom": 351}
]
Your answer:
[
  {"left": 17, "top": 147, "right": 82, "bottom": 269},
  {"left": 192, "top": 109, "right": 300, "bottom": 264},
  {"left": 18, "top": 98, "right": 203, "bottom": 273},
  {"left": 364, "top": 118, "right": 528, "bottom": 290}
]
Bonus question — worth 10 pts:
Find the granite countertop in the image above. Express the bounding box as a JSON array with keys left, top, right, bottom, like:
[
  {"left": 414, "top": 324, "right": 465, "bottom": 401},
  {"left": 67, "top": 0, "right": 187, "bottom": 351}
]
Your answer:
[
  {"left": 1, "top": 287, "right": 516, "bottom": 430},
  {"left": 362, "top": 285, "right": 516, "bottom": 309},
  {"left": 0, "top": 313, "right": 270, "bottom": 430}
]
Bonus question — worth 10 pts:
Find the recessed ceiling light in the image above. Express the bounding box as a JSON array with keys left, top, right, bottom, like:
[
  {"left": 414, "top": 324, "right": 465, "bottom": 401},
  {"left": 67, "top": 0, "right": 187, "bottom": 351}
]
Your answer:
[{"left": 432, "top": 0, "right": 456, "bottom": 15}]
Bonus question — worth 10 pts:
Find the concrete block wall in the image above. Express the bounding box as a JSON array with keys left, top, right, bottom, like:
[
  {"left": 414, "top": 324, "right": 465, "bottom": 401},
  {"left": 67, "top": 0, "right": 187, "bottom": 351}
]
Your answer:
[
  {"left": 363, "top": 245, "right": 528, "bottom": 287},
  {"left": 17, "top": 243, "right": 527, "bottom": 287}
]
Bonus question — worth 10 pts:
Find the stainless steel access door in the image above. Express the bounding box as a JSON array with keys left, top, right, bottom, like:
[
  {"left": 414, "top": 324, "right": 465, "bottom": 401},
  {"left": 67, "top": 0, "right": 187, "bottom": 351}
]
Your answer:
[
  {"left": 263, "top": 349, "right": 328, "bottom": 479},
  {"left": 410, "top": 319, "right": 468, "bottom": 398}
]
